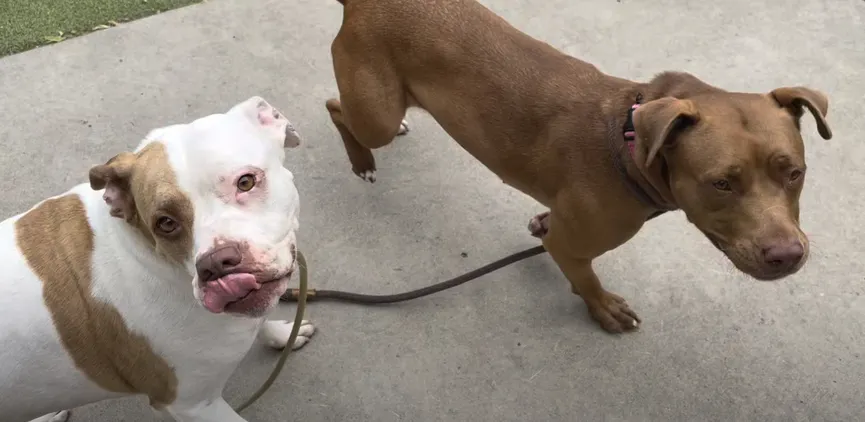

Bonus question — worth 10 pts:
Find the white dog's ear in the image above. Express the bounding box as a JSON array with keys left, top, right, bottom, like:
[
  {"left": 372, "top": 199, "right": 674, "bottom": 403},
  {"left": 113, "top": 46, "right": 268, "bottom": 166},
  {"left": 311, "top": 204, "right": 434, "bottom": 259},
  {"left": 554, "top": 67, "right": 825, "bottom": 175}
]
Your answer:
[
  {"left": 233, "top": 96, "right": 302, "bottom": 149},
  {"left": 89, "top": 152, "right": 138, "bottom": 222}
]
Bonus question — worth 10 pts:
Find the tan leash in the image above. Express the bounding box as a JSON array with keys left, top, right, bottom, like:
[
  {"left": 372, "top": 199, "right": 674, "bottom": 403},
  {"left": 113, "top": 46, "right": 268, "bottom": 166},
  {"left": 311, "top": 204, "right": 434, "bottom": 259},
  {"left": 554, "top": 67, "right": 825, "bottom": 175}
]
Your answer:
[
  {"left": 234, "top": 249, "right": 309, "bottom": 413},
  {"left": 281, "top": 245, "right": 546, "bottom": 304},
  {"left": 237, "top": 244, "right": 546, "bottom": 412}
]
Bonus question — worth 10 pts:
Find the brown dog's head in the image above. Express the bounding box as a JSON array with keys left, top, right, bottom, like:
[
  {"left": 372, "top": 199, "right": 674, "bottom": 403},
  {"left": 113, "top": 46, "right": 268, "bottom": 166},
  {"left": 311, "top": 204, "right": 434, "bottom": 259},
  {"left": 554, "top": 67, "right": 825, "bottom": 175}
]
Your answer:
[{"left": 632, "top": 78, "right": 832, "bottom": 281}]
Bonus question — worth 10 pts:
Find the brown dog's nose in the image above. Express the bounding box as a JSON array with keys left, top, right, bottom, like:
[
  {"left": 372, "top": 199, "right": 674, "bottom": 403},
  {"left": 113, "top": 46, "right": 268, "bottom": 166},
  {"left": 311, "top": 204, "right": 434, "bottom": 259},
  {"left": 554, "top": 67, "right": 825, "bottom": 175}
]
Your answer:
[
  {"left": 762, "top": 239, "right": 804, "bottom": 271},
  {"left": 196, "top": 244, "right": 243, "bottom": 282}
]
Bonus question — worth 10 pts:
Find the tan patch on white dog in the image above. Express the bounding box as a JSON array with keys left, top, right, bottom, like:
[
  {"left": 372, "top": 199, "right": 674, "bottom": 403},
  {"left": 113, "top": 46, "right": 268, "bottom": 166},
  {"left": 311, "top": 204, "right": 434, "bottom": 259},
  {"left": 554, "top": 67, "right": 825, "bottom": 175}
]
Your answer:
[
  {"left": 15, "top": 194, "right": 178, "bottom": 407},
  {"left": 89, "top": 142, "right": 195, "bottom": 265}
]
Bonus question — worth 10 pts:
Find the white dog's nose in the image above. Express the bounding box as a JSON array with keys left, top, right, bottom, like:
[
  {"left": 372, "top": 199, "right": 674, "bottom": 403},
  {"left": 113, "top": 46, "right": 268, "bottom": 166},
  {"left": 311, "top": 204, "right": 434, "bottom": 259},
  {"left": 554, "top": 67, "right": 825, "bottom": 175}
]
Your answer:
[{"left": 196, "top": 243, "right": 244, "bottom": 282}]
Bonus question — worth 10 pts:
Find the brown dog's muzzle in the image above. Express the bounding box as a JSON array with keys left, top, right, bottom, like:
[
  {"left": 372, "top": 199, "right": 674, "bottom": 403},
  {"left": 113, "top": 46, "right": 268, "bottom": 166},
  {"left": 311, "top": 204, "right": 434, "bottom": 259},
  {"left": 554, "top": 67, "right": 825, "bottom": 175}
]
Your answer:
[
  {"left": 756, "top": 236, "right": 806, "bottom": 279},
  {"left": 702, "top": 228, "right": 808, "bottom": 281}
]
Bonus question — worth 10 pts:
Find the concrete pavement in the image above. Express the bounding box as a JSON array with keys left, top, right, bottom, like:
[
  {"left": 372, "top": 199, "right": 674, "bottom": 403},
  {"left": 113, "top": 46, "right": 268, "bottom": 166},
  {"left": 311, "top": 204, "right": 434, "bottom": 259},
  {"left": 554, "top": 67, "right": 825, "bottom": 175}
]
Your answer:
[{"left": 1, "top": 0, "right": 863, "bottom": 420}]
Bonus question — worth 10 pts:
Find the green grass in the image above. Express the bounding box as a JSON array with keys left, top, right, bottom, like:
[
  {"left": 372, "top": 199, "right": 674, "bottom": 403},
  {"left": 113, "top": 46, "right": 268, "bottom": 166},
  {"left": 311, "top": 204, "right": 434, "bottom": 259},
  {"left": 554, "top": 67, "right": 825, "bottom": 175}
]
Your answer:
[{"left": 0, "top": 0, "right": 203, "bottom": 57}]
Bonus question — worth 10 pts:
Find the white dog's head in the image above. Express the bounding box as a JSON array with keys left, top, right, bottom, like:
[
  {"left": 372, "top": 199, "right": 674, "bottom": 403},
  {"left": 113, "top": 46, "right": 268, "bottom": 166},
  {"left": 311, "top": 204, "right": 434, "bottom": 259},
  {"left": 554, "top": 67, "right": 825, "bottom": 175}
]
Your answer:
[{"left": 89, "top": 96, "right": 303, "bottom": 318}]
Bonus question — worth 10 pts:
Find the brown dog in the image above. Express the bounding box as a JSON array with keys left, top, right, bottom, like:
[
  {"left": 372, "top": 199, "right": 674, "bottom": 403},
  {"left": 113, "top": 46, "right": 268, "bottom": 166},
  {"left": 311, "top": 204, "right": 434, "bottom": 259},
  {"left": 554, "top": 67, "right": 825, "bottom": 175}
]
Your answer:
[{"left": 323, "top": 0, "right": 833, "bottom": 333}]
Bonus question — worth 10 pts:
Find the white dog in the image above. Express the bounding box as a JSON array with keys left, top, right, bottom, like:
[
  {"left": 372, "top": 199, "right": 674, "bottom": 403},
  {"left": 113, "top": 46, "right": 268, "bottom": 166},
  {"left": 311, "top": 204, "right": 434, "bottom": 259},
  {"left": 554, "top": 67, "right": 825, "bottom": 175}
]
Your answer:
[{"left": 0, "top": 96, "right": 315, "bottom": 422}]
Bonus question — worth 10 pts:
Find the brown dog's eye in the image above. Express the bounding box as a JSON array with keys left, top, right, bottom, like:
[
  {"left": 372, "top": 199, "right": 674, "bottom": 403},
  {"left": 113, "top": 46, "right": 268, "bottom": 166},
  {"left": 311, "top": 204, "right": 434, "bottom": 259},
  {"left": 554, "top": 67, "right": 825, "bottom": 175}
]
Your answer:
[
  {"left": 237, "top": 174, "right": 256, "bottom": 192},
  {"left": 790, "top": 169, "right": 803, "bottom": 182},
  {"left": 712, "top": 180, "right": 732, "bottom": 192},
  {"left": 156, "top": 217, "right": 179, "bottom": 234}
]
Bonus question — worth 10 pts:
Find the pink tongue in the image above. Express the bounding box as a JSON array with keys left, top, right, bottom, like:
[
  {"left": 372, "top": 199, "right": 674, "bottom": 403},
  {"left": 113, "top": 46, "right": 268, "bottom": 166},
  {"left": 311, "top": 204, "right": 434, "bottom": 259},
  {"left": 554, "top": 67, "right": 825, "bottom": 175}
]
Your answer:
[{"left": 202, "top": 273, "right": 261, "bottom": 313}]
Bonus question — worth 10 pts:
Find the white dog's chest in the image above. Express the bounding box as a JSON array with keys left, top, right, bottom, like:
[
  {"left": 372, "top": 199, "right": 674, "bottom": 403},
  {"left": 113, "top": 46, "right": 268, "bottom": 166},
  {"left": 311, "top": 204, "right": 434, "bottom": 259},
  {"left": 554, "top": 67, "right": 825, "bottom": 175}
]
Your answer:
[
  {"left": 100, "top": 290, "right": 264, "bottom": 399},
  {"left": 86, "top": 213, "right": 266, "bottom": 399}
]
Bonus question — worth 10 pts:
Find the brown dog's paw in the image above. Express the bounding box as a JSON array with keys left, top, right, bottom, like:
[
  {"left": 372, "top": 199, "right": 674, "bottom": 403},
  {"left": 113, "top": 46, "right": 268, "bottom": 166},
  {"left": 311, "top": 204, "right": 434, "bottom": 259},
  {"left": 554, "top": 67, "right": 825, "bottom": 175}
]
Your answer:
[
  {"left": 528, "top": 211, "right": 551, "bottom": 238},
  {"left": 349, "top": 149, "right": 377, "bottom": 183},
  {"left": 397, "top": 119, "right": 410, "bottom": 136},
  {"left": 587, "top": 291, "right": 641, "bottom": 333},
  {"left": 356, "top": 169, "right": 376, "bottom": 183}
]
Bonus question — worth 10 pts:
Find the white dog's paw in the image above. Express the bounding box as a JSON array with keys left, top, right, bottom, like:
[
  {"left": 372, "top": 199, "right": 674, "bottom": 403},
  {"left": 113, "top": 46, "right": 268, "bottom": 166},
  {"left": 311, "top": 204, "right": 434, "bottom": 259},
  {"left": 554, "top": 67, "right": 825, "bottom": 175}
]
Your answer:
[
  {"left": 30, "top": 411, "right": 70, "bottom": 422},
  {"left": 397, "top": 119, "right": 410, "bottom": 136},
  {"left": 358, "top": 170, "right": 376, "bottom": 183},
  {"left": 262, "top": 319, "right": 316, "bottom": 350}
]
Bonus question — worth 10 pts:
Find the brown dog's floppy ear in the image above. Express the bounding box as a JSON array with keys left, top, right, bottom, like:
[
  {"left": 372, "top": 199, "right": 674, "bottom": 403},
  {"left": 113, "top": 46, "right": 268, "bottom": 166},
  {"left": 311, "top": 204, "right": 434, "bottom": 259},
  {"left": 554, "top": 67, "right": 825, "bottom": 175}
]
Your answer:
[
  {"left": 770, "top": 87, "right": 832, "bottom": 140},
  {"left": 89, "top": 152, "right": 138, "bottom": 222},
  {"left": 632, "top": 97, "right": 699, "bottom": 168}
]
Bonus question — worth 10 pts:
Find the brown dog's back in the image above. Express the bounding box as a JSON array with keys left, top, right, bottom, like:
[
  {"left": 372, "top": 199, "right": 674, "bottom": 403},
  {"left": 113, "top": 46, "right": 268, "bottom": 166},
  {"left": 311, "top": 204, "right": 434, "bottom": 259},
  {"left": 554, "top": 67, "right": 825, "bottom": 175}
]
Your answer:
[{"left": 335, "top": 0, "right": 625, "bottom": 202}]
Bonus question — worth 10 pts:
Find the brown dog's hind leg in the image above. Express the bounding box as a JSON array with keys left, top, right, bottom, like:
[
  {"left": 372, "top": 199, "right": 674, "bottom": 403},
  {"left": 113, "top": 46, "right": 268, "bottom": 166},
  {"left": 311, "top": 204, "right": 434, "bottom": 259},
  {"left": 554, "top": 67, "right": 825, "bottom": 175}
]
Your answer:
[
  {"left": 325, "top": 52, "right": 409, "bottom": 183},
  {"left": 541, "top": 210, "right": 641, "bottom": 333}
]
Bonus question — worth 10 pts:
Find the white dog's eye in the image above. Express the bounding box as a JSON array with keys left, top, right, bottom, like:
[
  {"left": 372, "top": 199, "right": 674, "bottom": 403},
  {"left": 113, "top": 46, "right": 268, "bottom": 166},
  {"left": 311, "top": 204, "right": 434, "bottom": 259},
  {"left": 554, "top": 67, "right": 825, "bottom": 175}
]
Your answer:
[
  {"left": 156, "top": 216, "right": 179, "bottom": 235},
  {"left": 237, "top": 174, "right": 256, "bottom": 192}
]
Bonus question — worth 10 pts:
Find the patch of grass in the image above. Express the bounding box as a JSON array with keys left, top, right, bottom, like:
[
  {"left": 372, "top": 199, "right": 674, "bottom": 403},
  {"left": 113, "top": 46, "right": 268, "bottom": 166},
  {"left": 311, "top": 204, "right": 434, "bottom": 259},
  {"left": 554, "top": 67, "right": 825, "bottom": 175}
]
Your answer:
[{"left": 0, "top": 0, "right": 203, "bottom": 57}]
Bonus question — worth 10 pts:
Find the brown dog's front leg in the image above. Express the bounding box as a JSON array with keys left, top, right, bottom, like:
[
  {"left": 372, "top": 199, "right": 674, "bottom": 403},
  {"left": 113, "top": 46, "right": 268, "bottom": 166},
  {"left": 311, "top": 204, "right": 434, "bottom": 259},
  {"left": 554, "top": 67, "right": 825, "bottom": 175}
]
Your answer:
[{"left": 542, "top": 212, "right": 641, "bottom": 333}]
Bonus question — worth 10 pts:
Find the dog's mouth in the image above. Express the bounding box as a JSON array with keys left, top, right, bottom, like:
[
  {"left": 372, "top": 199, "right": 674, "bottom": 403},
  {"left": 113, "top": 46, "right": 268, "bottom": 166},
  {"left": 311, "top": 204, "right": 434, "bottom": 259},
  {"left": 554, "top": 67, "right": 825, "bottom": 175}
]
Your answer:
[
  {"left": 700, "top": 230, "right": 806, "bottom": 281},
  {"left": 201, "top": 269, "right": 292, "bottom": 315},
  {"left": 701, "top": 230, "right": 725, "bottom": 252},
  {"left": 700, "top": 230, "right": 759, "bottom": 276}
]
